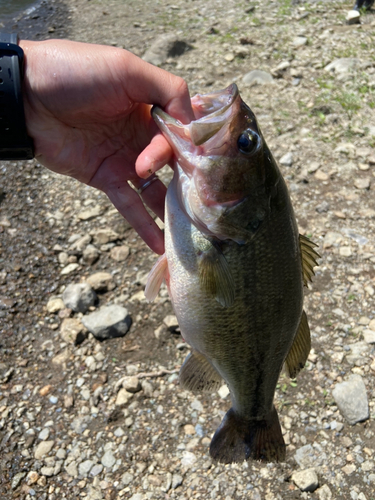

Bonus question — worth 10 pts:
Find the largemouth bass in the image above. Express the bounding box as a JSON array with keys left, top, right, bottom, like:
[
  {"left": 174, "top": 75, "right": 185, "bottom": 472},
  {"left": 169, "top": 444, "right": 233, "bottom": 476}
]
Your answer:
[{"left": 145, "top": 84, "right": 319, "bottom": 464}]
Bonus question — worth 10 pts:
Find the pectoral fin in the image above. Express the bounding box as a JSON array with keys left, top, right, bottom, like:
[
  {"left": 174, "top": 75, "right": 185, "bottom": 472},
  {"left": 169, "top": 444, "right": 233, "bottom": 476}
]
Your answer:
[
  {"left": 144, "top": 253, "right": 168, "bottom": 302},
  {"left": 179, "top": 350, "right": 223, "bottom": 393},
  {"left": 285, "top": 310, "right": 311, "bottom": 378},
  {"left": 198, "top": 245, "right": 235, "bottom": 307},
  {"left": 299, "top": 234, "right": 320, "bottom": 287}
]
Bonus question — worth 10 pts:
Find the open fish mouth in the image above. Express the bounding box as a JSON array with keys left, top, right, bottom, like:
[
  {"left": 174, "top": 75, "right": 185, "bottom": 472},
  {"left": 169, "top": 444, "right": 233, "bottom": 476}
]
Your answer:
[{"left": 152, "top": 83, "right": 239, "bottom": 153}]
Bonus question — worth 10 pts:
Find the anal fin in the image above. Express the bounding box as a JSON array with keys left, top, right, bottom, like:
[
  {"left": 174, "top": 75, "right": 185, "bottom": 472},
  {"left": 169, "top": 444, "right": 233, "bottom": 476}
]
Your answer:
[
  {"left": 144, "top": 253, "right": 168, "bottom": 302},
  {"left": 285, "top": 310, "right": 311, "bottom": 378},
  {"left": 179, "top": 350, "right": 222, "bottom": 393}
]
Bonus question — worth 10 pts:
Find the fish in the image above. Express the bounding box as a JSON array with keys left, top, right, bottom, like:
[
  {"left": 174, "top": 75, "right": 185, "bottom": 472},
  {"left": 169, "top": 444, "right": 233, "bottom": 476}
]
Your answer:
[{"left": 145, "top": 83, "right": 319, "bottom": 464}]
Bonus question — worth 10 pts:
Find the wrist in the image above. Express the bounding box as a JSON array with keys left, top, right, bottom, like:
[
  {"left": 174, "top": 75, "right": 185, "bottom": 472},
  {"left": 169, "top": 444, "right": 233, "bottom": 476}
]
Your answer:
[{"left": 0, "top": 33, "right": 34, "bottom": 160}]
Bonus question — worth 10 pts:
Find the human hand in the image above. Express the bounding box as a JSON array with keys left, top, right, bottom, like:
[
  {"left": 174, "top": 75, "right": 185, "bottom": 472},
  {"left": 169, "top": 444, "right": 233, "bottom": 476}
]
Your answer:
[{"left": 20, "top": 39, "right": 194, "bottom": 254}]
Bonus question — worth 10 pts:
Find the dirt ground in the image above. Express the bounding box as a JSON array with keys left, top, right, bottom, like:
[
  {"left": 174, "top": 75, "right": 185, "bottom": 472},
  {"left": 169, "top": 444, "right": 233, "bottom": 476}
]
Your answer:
[{"left": 1, "top": 0, "right": 375, "bottom": 499}]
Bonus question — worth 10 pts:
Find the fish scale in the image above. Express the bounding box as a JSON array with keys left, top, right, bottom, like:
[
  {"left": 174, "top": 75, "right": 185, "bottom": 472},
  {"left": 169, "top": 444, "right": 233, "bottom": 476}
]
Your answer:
[{"left": 146, "top": 84, "right": 319, "bottom": 463}]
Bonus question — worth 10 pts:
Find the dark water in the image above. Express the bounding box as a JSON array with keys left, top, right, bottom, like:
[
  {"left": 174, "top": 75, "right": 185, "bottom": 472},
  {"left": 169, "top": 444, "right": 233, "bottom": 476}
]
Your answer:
[{"left": 0, "top": 0, "right": 39, "bottom": 22}]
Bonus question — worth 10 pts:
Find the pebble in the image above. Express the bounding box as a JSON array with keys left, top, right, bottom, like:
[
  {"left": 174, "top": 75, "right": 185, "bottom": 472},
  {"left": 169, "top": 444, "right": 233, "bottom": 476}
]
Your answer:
[
  {"left": 181, "top": 451, "right": 197, "bottom": 467},
  {"left": 279, "top": 152, "right": 294, "bottom": 166},
  {"left": 39, "top": 384, "right": 53, "bottom": 396},
  {"left": 291, "top": 468, "right": 319, "bottom": 492},
  {"left": 218, "top": 384, "right": 230, "bottom": 399},
  {"left": 242, "top": 69, "right": 274, "bottom": 86},
  {"left": 65, "top": 461, "right": 78, "bottom": 477},
  {"left": 90, "top": 464, "right": 104, "bottom": 477},
  {"left": 163, "top": 315, "right": 179, "bottom": 329},
  {"left": 172, "top": 473, "right": 183, "bottom": 489},
  {"left": 38, "top": 428, "right": 50, "bottom": 441},
  {"left": 292, "top": 36, "right": 307, "bottom": 47},
  {"left": 294, "top": 444, "right": 326, "bottom": 468},
  {"left": 11, "top": 472, "right": 26, "bottom": 489},
  {"left": 93, "top": 228, "right": 119, "bottom": 245},
  {"left": 101, "top": 450, "right": 116, "bottom": 469},
  {"left": 46, "top": 297, "right": 65, "bottom": 313},
  {"left": 316, "top": 484, "right": 333, "bottom": 500},
  {"left": 332, "top": 375, "right": 369, "bottom": 424},
  {"left": 62, "top": 282, "right": 97, "bottom": 313},
  {"left": 78, "top": 205, "right": 103, "bottom": 220},
  {"left": 110, "top": 245, "right": 130, "bottom": 262},
  {"left": 363, "top": 329, "right": 375, "bottom": 344},
  {"left": 61, "top": 263, "right": 79, "bottom": 275},
  {"left": 52, "top": 348, "right": 71, "bottom": 366},
  {"left": 346, "top": 10, "right": 360, "bottom": 24},
  {"left": 122, "top": 376, "right": 141, "bottom": 393},
  {"left": 79, "top": 459, "right": 95, "bottom": 476},
  {"left": 116, "top": 388, "right": 133, "bottom": 405},
  {"left": 122, "top": 471, "right": 134, "bottom": 485},
  {"left": 34, "top": 440, "right": 55, "bottom": 459},
  {"left": 354, "top": 177, "right": 371, "bottom": 190},
  {"left": 60, "top": 317, "right": 87, "bottom": 345},
  {"left": 82, "top": 305, "right": 132, "bottom": 340},
  {"left": 27, "top": 471, "right": 39, "bottom": 485},
  {"left": 81, "top": 244, "right": 100, "bottom": 265},
  {"left": 86, "top": 272, "right": 116, "bottom": 292}
]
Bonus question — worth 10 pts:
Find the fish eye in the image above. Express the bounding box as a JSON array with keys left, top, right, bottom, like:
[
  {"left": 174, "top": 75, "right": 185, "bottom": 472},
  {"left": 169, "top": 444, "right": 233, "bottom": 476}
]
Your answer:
[{"left": 237, "top": 130, "right": 258, "bottom": 155}]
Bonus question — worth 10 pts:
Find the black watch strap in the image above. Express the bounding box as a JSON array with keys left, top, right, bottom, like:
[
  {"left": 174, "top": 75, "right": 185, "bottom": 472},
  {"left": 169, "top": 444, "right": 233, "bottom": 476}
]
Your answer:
[{"left": 0, "top": 33, "right": 34, "bottom": 160}]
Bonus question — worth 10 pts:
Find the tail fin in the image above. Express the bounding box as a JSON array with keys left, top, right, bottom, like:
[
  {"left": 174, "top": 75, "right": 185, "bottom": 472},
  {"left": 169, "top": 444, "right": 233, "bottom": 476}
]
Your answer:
[{"left": 209, "top": 406, "right": 285, "bottom": 464}]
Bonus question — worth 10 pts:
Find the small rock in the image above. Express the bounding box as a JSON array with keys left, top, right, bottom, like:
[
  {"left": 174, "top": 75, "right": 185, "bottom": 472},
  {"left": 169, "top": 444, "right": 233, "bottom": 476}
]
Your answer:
[
  {"left": 143, "top": 33, "right": 191, "bottom": 66},
  {"left": 65, "top": 461, "right": 78, "bottom": 477},
  {"left": 184, "top": 424, "right": 195, "bottom": 435},
  {"left": 69, "top": 233, "right": 92, "bottom": 251},
  {"left": 181, "top": 451, "right": 197, "bottom": 467},
  {"left": 163, "top": 315, "right": 179, "bottom": 329},
  {"left": 325, "top": 58, "right": 368, "bottom": 77},
  {"left": 52, "top": 349, "right": 71, "bottom": 366},
  {"left": 79, "top": 459, "right": 94, "bottom": 476},
  {"left": 292, "top": 36, "right": 307, "bottom": 47},
  {"left": 92, "top": 228, "right": 120, "bottom": 245},
  {"left": 110, "top": 245, "right": 130, "bottom": 262},
  {"left": 81, "top": 244, "right": 100, "bottom": 265},
  {"left": 90, "top": 464, "right": 104, "bottom": 477},
  {"left": 86, "top": 272, "right": 116, "bottom": 292},
  {"left": 122, "top": 376, "right": 141, "bottom": 393},
  {"left": 40, "top": 466, "right": 55, "bottom": 477},
  {"left": 279, "top": 152, "right": 294, "bottom": 167},
  {"left": 11, "top": 472, "right": 26, "bottom": 490},
  {"left": 82, "top": 305, "right": 132, "bottom": 340},
  {"left": 78, "top": 205, "right": 103, "bottom": 220},
  {"left": 27, "top": 471, "right": 39, "bottom": 485},
  {"left": 39, "top": 385, "right": 53, "bottom": 396},
  {"left": 38, "top": 428, "right": 50, "bottom": 441},
  {"left": 85, "top": 356, "right": 97, "bottom": 371},
  {"left": 116, "top": 388, "right": 133, "bottom": 405},
  {"left": 364, "top": 330, "right": 375, "bottom": 344},
  {"left": 101, "top": 450, "right": 116, "bottom": 469},
  {"left": 114, "top": 427, "right": 125, "bottom": 437},
  {"left": 218, "top": 384, "right": 230, "bottom": 399},
  {"left": 346, "top": 10, "right": 360, "bottom": 24},
  {"left": 61, "top": 263, "right": 79, "bottom": 275},
  {"left": 242, "top": 69, "right": 274, "bottom": 86},
  {"left": 122, "top": 471, "right": 134, "bottom": 485},
  {"left": 291, "top": 468, "right": 319, "bottom": 492},
  {"left": 46, "top": 297, "right": 65, "bottom": 313},
  {"left": 141, "top": 380, "right": 154, "bottom": 397},
  {"left": 316, "top": 484, "right": 332, "bottom": 500},
  {"left": 172, "top": 473, "right": 183, "bottom": 489},
  {"left": 63, "top": 283, "right": 97, "bottom": 313},
  {"left": 354, "top": 177, "right": 370, "bottom": 190},
  {"left": 342, "top": 463, "right": 356, "bottom": 475},
  {"left": 332, "top": 374, "right": 369, "bottom": 424},
  {"left": 34, "top": 440, "right": 55, "bottom": 460},
  {"left": 60, "top": 318, "right": 87, "bottom": 345}
]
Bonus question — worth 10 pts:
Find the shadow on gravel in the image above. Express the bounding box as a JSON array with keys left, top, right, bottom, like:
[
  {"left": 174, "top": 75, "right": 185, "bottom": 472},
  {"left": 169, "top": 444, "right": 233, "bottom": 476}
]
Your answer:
[{"left": 3, "top": 0, "right": 72, "bottom": 41}]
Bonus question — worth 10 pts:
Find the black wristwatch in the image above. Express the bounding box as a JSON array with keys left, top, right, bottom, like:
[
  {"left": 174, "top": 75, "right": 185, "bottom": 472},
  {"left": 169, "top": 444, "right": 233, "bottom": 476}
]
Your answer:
[{"left": 0, "top": 33, "right": 34, "bottom": 160}]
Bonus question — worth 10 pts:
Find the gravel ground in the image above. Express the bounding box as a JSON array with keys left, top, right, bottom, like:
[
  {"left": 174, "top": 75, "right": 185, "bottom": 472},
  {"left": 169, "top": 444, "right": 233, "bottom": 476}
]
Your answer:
[{"left": 1, "top": 0, "right": 375, "bottom": 499}]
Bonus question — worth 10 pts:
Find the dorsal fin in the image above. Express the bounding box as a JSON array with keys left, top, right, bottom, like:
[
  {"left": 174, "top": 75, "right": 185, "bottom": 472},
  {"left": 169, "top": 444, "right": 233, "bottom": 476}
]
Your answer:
[{"left": 299, "top": 234, "right": 320, "bottom": 287}]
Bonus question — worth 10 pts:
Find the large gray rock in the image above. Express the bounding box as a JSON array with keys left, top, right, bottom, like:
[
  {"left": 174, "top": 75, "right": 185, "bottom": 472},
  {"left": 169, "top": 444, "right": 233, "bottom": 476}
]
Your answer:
[
  {"left": 82, "top": 305, "right": 132, "bottom": 340},
  {"left": 332, "top": 374, "right": 369, "bottom": 425},
  {"left": 242, "top": 69, "right": 274, "bottom": 86},
  {"left": 143, "top": 34, "right": 191, "bottom": 66},
  {"left": 324, "top": 58, "right": 372, "bottom": 78},
  {"left": 62, "top": 283, "right": 97, "bottom": 313}
]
